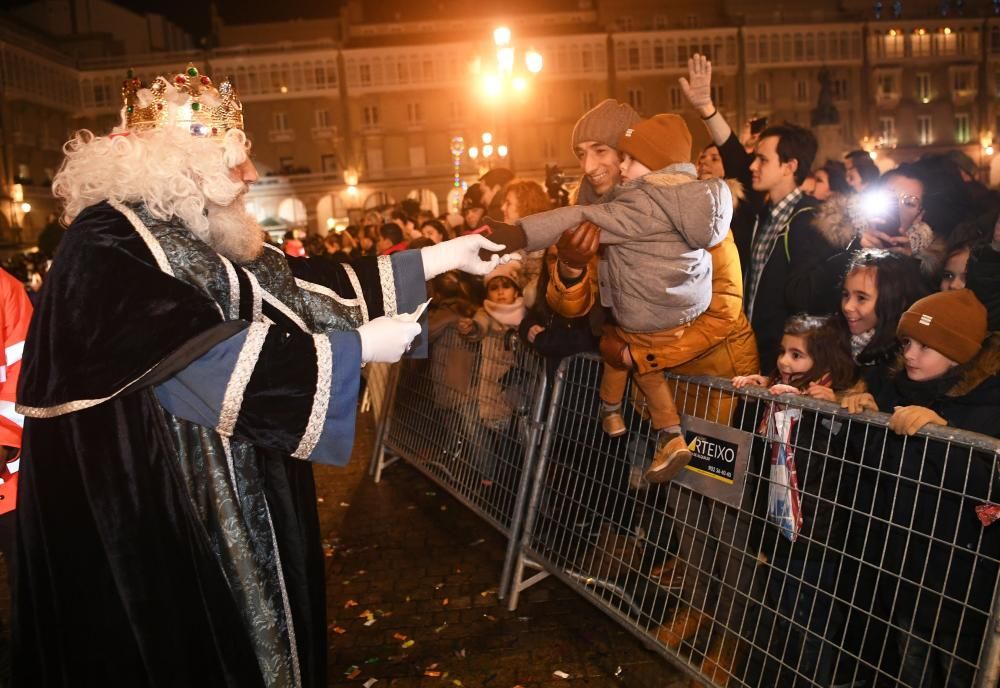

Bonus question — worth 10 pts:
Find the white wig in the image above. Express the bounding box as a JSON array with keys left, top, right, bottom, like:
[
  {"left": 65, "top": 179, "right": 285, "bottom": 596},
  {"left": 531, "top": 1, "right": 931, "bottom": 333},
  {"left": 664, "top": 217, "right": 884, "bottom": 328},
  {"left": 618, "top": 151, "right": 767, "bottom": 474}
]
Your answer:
[{"left": 52, "top": 126, "right": 251, "bottom": 234}]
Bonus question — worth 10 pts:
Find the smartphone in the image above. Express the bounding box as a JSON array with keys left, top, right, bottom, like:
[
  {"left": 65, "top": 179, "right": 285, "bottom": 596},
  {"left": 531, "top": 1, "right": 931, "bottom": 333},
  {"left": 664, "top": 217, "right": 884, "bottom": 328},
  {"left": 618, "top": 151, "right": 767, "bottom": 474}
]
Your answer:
[{"left": 749, "top": 117, "right": 768, "bottom": 135}]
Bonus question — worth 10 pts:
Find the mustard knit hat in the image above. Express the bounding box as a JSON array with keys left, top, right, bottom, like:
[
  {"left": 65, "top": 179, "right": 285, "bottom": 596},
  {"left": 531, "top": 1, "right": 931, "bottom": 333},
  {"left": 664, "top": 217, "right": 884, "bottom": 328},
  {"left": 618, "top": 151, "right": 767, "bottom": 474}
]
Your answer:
[
  {"left": 897, "top": 288, "right": 987, "bottom": 364},
  {"left": 617, "top": 113, "right": 693, "bottom": 171}
]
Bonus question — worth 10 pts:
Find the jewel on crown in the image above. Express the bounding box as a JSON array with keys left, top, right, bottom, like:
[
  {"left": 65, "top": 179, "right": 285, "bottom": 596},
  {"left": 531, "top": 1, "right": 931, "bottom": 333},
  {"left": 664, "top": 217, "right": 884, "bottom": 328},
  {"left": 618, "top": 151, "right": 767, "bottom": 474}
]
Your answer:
[{"left": 122, "top": 64, "right": 243, "bottom": 138}]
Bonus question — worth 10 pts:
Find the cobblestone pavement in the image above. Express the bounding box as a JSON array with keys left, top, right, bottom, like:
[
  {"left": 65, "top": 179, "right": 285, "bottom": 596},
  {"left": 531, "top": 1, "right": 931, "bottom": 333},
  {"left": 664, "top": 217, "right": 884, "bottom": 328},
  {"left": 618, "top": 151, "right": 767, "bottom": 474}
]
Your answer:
[
  {"left": 320, "top": 412, "right": 685, "bottom": 687},
  {"left": 0, "top": 410, "right": 686, "bottom": 688}
]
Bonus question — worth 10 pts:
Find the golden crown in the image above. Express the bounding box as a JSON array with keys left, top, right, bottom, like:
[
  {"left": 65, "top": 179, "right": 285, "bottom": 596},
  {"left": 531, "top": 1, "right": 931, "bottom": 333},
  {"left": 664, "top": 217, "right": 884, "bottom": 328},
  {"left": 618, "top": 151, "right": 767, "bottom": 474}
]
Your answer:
[{"left": 122, "top": 64, "right": 243, "bottom": 138}]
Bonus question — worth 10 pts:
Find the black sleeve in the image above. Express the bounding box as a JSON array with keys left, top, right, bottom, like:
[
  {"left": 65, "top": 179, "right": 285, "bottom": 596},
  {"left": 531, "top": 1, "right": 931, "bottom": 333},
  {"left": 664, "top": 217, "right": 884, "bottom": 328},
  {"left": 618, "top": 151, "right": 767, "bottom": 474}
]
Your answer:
[
  {"left": 784, "top": 208, "right": 843, "bottom": 316},
  {"left": 967, "top": 243, "right": 1000, "bottom": 332}
]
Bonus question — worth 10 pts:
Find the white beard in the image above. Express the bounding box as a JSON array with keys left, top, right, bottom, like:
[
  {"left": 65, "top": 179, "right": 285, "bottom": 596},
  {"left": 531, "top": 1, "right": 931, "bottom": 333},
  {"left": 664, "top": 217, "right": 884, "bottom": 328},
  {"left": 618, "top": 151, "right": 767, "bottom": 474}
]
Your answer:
[{"left": 201, "top": 199, "right": 265, "bottom": 264}]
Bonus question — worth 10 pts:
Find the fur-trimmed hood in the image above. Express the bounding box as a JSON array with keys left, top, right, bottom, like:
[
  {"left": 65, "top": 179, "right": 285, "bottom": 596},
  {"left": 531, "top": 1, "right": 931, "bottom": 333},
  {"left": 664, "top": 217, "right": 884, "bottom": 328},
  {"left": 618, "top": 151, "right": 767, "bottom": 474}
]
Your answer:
[
  {"left": 947, "top": 332, "right": 1000, "bottom": 398},
  {"left": 813, "top": 192, "right": 948, "bottom": 280}
]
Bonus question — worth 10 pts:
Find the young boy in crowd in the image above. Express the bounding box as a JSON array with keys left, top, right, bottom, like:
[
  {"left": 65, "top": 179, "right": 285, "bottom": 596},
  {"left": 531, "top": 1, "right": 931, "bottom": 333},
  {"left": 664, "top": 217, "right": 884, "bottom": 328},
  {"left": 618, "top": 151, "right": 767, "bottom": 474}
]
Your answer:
[
  {"left": 842, "top": 288, "right": 999, "bottom": 686},
  {"left": 488, "top": 114, "right": 732, "bottom": 482}
]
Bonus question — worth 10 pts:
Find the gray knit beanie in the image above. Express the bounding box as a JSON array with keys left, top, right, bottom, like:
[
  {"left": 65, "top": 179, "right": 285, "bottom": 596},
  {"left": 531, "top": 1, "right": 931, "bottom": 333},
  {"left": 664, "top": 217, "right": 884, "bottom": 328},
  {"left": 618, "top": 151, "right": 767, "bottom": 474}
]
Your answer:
[{"left": 571, "top": 99, "right": 641, "bottom": 153}]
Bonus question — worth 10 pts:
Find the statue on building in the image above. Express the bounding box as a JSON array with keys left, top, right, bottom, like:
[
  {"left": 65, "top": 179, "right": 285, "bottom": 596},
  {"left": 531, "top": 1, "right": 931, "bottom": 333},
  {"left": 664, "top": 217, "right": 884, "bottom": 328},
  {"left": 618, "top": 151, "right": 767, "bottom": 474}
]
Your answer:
[{"left": 811, "top": 68, "right": 840, "bottom": 128}]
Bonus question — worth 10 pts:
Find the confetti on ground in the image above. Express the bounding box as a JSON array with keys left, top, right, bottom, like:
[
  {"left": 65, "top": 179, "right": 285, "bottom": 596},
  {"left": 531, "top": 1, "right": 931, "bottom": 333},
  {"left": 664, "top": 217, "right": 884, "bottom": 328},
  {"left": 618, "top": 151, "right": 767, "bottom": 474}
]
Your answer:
[
  {"left": 363, "top": 680, "right": 377, "bottom": 688},
  {"left": 393, "top": 633, "right": 408, "bottom": 641},
  {"left": 454, "top": 648, "right": 466, "bottom": 658},
  {"left": 434, "top": 622, "right": 448, "bottom": 633},
  {"left": 344, "top": 600, "right": 358, "bottom": 608},
  {"left": 468, "top": 538, "right": 486, "bottom": 546},
  {"left": 340, "top": 502, "right": 350, "bottom": 507},
  {"left": 424, "top": 670, "right": 442, "bottom": 677},
  {"left": 452, "top": 681, "right": 463, "bottom": 687},
  {"left": 316, "top": 497, "right": 324, "bottom": 503},
  {"left": 364, "top": 657, "right": 380, "bottom": 665},
  {"left": 553, "top": 670, "right": 570, "bottom": 679},
  {"left": 356, "top": 569, "right": 367, "bottom": 575},
  {"left": 407, "top": 505, "right": 416, "bottom": 510},
  {"left": 440, "top": 505, "right": 447, "bottom": 511},
  {"left": 401, "top": 639, "right": 415, "bottom": 649},
  {"left": 442, "top": 598, "right": 449, "bottom": 606},
  {"left": 332, "top": 626, "right": 347, "bottom": 635},
  {"left": 344, "top": 665, "right": 361, "bottom": 679},
  {"left": 425, "top": 491, "right": 437, "bottom": 496},
  {"left": 481, "top": 479, "right": 493, "bottom": 486},
  {"left": 483, "top": 614, "right": 496, "bottom": 622},
  {"left": 363, "top": 618, "right": 376, "bottom": 627},
  {"left": 479, "top": 589, "right": 497, "bottom": 597}
]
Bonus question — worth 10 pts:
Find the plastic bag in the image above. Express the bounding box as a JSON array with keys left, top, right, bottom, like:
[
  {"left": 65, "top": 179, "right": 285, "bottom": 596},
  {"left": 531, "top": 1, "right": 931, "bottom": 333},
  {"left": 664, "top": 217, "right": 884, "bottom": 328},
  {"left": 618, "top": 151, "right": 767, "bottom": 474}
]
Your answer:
[{"left": 765, "top": 406, "right": 804, "bottom": 542}]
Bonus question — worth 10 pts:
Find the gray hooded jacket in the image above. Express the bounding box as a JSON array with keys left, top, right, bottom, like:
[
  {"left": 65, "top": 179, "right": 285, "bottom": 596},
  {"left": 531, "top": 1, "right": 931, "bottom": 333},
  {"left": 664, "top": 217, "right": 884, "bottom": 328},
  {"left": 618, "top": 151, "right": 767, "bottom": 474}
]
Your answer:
[{"left": 519, "top": 162, "right": 732, "bottom": 332}]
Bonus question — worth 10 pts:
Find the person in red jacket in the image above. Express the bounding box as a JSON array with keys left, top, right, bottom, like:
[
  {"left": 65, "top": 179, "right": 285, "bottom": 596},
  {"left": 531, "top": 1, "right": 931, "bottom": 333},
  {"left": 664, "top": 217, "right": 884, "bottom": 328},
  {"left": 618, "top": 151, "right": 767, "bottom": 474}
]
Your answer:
[{"left": 0, "top": 266, "right": 32, "bottom": 550}]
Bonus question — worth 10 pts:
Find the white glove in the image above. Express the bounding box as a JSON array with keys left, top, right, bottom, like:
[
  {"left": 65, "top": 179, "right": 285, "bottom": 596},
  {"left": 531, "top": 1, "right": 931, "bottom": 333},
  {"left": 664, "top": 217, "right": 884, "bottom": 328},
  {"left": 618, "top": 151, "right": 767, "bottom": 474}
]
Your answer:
[
  {"left": 356, "top": 316, "right": 422, "bottom": 363},
  {"left": 420, "top": 233, "right": 506, "bottom": 279}
]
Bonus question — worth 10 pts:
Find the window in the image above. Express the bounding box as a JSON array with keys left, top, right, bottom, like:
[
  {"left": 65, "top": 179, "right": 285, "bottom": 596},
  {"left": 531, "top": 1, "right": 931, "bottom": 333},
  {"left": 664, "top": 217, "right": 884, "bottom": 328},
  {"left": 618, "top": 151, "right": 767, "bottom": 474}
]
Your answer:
[
  {"left": 912, "top": 30, "right": 932, "bottom": 57},
  {"left": 877, "top": 73, "right": 897, "bottom": 98},
  {"left": 955, "top": 113, "right": 971, "bottom": 144},
  {"left": 627, "top": 88, "right": 644, "bottom": 112},
  {"left": 619, "top": 16, "right": 633, "bottom": 31},
  {"left": 916, "top": 73, "right": 931, "bottom": 103},
  {"left": 653, "top": 15, "right": 668, "bottom": 30},
  {"left": 832, "top": 78, "right": 849, "bottom": 100},
  {"left": 406, "top": 102, "right": 422, "bottom": 124},
  {"left": 918, "top": 115, "right": 933, "bottom": 145},
  {"left": 408, "top": 145, "right": 426, "bottom": 171},
  {"left": 363, "top": 105, "right": 379, "bottom": 127},
  {"left": 881, "top": 31, "right": 905, "bottom": 59},
  {"left": 365, "top": 146, "right": 383, "bottom": 174},
  {"left": 582, "top": 91, "right": 596, "bottom": 111},
  {"left": 315, "top": 109, "right": 331, "bottom": 128},
  {"left": 359, "top": 63, "right": 371, "bottom": 86},
  {"left": 653, "top": 45, "right": 665, "bottom": 69},
  {"left": 278, "top": 156, "right": 294, "bottom": 173},
  {"left": 756, "top": 80, "right": 770, "bottom": 104},
  {"left": 627, "top": 45, "right": 640, "bottom": 70},
  {"left": 273, "top": 112, "right": 289, "bottom": 131},
  {"left": 952, "top": 68, "right": 976, "bottom": 96},
  {"left": 936, "top": 29, "right": 957, "bottom": 56},
  {"left": 321, "top": 154, "right": 339, "bottom": 173},
  {"left": 795, "top": 80, "right": 809, "bottom": 104},
  {"left": 879, "top": 116, "right": 895, "bottom": 143},
  {"left": 669, "top": 86, "right": 682, "bottom": 111},
  {"left": 711, "top": 84, "right": 726, "bottom": 107}
]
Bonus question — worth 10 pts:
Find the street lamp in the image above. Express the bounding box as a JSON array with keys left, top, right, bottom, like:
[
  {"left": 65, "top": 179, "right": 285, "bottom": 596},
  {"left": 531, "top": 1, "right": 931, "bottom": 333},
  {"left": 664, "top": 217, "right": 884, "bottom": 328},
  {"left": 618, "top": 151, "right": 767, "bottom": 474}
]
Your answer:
[{"left": 467, "top": 131, "right": 508, "bottom": 175}]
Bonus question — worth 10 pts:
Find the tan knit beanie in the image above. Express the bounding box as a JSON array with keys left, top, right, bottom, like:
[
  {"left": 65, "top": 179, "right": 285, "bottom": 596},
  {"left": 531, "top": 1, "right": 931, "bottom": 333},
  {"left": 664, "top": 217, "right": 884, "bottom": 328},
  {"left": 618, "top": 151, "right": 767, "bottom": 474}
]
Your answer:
[
  {"left": 896, "top": 288, "right": 987, "bottom": 364},
  {"left": 571, "top": 99, "right": 641, "bottom": 152},
  {"left": 617, "top": 114, "right": 693, "bottom": 171}
]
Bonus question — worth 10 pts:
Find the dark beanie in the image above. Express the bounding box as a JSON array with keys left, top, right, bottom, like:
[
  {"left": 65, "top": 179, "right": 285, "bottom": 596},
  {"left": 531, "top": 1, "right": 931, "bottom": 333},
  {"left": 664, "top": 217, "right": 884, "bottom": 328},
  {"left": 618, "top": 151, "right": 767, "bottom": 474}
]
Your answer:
[
  {"left": 571, "top": 99, "right": 641, "bottom": 153},
  {"left": 617, "top": 114, "right": 693, "bottom": 171},
  {"left": 897, "top": 288, "right": 987, "bottom": 364}
]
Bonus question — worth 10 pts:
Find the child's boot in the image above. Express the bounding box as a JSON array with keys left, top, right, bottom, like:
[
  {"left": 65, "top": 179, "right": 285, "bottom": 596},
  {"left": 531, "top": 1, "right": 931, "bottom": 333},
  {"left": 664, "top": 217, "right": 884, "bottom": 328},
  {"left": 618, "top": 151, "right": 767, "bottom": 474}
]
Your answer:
[
  {"left": 599, "top": 403, "right": 626, "bottom": 437},
  {"left": 645, "top": 430, "right": 692, "bottom": 483}
]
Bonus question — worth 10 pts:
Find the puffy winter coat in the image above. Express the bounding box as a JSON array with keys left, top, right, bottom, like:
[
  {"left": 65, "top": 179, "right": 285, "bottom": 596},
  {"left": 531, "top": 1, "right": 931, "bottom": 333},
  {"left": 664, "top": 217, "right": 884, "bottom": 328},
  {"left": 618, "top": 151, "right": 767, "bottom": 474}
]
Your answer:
[{"left": 521, "top": 163, "right": 732, "bottom": 333}]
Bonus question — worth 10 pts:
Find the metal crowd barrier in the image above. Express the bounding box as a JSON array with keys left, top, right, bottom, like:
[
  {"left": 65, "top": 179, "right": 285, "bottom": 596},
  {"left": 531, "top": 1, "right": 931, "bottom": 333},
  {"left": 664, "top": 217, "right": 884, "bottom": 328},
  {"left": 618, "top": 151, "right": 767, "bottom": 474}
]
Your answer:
[
  {"left": 505, "top": 353, "right": 1000, "bottom": 688},
  {"left": 369, "top": 324, "right": 548, "bottom": 596}
]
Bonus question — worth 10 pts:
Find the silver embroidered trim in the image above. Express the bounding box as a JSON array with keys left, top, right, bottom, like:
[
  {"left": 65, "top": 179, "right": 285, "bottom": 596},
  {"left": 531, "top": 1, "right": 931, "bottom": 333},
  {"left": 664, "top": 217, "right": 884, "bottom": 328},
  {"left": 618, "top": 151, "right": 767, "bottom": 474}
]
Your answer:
[
  {"left": 220, "top": 256, "right": 241, "bottom": 320},
  {"left": 245, "top": 270, "right": 264, "bottom": 323},
  {"left": 261, "top": 493, "right": 303, "bottom": 688},
  {"left": 377, "top": 255, "right": 397, "bottom": 318},
  {"left": 292, "top": 334, "right": 332, "bottom": 460},
  {"left": 220, "top": 436, "right": 239, "bottom": 496},
  {"left": 261, "top": 289, "right": 310, "bottom": 334},
  {"left": 340, "top": 264, "right": 369, "bottom": 324},
  {"left": 216, "top": 323, "right": 269, "bottom": 437},
  {"left": 264, "top": 243, "right": 284, "bottom": 256},
  {"left": 18, "top": 358, "right": 163, "bottom": 418},
  {"left": 294, "top": 277, "right": 360, "bottom": 308},
  {"left": 108, "top": 200, "right": 174, "bottom": 276}
]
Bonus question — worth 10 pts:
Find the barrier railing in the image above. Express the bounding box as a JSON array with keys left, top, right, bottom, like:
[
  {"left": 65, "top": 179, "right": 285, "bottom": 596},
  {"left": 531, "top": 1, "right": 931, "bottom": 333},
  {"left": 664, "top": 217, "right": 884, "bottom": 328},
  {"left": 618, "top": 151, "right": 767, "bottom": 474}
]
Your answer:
[
  {"left": 506, "top": 353, "right": 1000, "bottom": 688},
  {"left": 369, "top": 325, "right": 548, "bottom": 595},
  {"left": 369, "top": 335, "right": 1000, "bottom": 687}
]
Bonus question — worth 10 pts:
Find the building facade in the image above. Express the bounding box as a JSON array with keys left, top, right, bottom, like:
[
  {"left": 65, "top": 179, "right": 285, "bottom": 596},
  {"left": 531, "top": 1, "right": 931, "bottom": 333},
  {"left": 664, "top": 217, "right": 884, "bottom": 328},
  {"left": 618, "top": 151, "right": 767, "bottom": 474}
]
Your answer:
[{"left": 2, "top": 0, "right": 1000, "bottom": 241}]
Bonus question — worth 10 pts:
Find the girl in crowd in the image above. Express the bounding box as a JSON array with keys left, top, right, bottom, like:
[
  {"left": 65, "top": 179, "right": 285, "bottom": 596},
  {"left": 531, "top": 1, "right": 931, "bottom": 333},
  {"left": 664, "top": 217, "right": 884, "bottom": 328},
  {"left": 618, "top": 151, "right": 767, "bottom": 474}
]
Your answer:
[
  {"left": 499, "top": 179, "right": 551, "bottom": 308},
  {"left": 839, "top": 249, "right": 927, "bottom": 388},
  {"left": 733, "top": 315, "right": 860, "bottom": 686}
]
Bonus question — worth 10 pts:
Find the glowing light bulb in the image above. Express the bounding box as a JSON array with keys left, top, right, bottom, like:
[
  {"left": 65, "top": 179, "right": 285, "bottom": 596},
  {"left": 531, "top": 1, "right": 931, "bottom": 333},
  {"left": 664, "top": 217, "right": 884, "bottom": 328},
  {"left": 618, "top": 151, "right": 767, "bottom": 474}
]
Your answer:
[
  {"left": 20, "top": 202, "right": 31, "bottom": 213},
  {"left": 482, "top": 73, "right": 502, "bottom": 98},
  {"left": 326, "top": 218, "right": 335, "bottom": 230},
  {"left": 513, "top": 77, "right": 527, "bottom": 91},
  {"left": 482, "top": 144, "right": 494, "bottom": 158},
  {"left": 482, "top": 132, "right": 493, "bottom": 144},
  {"left": 469, "top": 146, "right": 479, "bottom": 159},
  {"left": 494, "top": 26, "right": 511, "bottom": 47},
  {"left": 497, "top": 47, "right": 514, "bottom": 74},
  {"left": 498, "top": 145, "right": 508, "bottom": 158},
  {"left": 525, "top": 50, "right": 543, "bottom": 74}
]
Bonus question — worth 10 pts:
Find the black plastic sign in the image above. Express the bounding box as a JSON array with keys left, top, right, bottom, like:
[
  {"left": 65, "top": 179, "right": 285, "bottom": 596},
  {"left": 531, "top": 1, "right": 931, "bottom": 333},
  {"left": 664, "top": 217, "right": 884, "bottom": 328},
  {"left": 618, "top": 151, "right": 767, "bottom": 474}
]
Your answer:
[{"left": 674, "top": 415, "right": 752, "bottom": 507}]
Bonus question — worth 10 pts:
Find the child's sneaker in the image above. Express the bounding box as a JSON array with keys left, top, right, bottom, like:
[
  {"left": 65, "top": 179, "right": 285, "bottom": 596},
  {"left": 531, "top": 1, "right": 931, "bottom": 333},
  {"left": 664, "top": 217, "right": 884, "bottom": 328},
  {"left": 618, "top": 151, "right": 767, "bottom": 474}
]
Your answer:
[
  {"left": 645, "top": 432, "right": 692, "bottom": 484},
  {"left": 599, "top": 406, "right": 626, "bottom": 437}
]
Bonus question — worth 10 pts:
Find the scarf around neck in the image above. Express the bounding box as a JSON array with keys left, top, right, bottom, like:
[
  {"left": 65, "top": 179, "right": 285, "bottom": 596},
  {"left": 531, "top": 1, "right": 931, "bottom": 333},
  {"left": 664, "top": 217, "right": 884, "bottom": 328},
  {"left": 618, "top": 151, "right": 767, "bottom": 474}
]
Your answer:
[
  {"left": 483, "top": 297, "right": 526, "bottom": 328},
  {"left": 851, "top": 328, "right": 875, "bottom": 361}
]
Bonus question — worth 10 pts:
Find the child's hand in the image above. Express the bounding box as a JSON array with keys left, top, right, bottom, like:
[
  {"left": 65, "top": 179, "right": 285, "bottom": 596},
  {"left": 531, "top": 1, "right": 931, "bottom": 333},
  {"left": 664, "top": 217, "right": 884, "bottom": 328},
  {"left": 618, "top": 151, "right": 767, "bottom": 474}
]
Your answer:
[
  {"left": 805, "top": 383, "right": 837, "bottom": 402},
  {"left": 768, "top": 383, "right": 800, "bottom": 396},
  {"left": 888, "top": 405, "right": 947, "bottom": 436},
  {"left": 731, "top": 374, "right": 768, "bottom": 389},
  {"left": 526, "top": 324, "right": 545, "bottom": 343},
  {"left": 456, "top": 318, "right": 474, "bottom": 335},
  {"left": 841, "top": 392, "right": 878, "bottom": 414}
]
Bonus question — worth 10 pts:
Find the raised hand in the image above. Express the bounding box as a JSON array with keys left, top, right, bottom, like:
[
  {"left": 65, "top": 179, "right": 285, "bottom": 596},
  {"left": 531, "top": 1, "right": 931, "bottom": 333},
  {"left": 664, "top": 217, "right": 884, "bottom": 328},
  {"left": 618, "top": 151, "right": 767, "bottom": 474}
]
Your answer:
[{"left": 679, "top": 54, "right": 714, "bottom": 117}]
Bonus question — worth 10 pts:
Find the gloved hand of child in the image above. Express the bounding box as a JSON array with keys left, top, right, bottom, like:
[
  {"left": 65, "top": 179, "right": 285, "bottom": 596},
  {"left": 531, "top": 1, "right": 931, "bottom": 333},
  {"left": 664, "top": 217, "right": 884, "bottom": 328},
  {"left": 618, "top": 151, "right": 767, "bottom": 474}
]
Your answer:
[
  {"left": 888, "top": 405, "right": 947, "bottom": 436},
  {"left": 841, "top": 392, "right": 878, "bottom": 414},
  {"left": 471, "top": 217, "right": 527, "bottom": 260}
]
